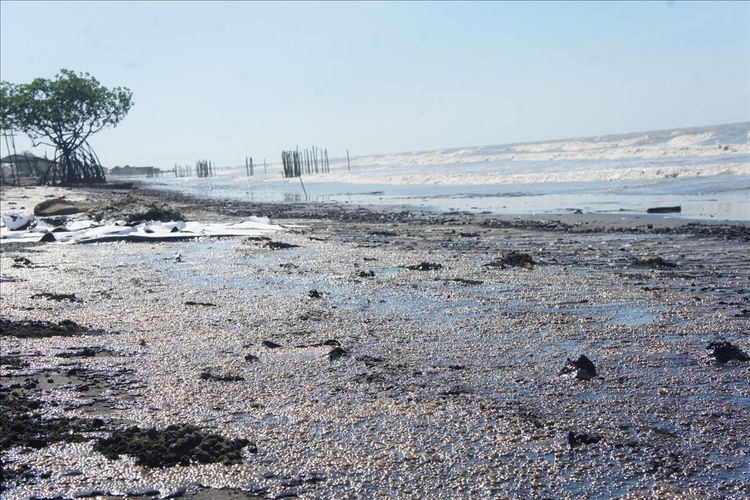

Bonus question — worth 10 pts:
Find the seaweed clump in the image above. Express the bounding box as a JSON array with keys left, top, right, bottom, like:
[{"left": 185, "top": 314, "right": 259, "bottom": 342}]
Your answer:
[{"left": 95, "top": 424, "right": 255, "bottom": 467}]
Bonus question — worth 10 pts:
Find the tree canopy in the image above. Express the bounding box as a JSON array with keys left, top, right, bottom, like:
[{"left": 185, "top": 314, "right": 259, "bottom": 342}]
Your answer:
[{"left": 1, "top": 69, "right": 133, "bottom": 185}]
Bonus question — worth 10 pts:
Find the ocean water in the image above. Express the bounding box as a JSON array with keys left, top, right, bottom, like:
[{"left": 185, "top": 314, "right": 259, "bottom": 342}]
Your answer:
[{"left": 128, "top": 122, "right": 750, "bottom": 220}]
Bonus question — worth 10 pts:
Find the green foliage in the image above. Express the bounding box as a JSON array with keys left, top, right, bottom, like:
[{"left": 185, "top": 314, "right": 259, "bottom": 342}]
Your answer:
[
  {"left": 1, "top": 69, "right": 133, "bottom": 153},
  {"left": 0, "top": 81, "right": 16, "bottom": 131}
]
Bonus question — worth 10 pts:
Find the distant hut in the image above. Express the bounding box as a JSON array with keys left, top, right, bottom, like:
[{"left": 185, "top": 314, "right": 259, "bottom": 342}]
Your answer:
[{"left": 0, "top": 153, "right": 57, "bottom": 184}]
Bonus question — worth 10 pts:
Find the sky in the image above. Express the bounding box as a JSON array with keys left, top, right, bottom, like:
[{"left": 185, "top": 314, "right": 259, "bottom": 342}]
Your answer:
[{"left": 1, "top": 1, "right": 748, "bottom": 168}]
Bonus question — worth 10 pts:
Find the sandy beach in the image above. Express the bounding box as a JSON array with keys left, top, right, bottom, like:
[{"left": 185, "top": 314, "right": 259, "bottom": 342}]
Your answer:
[{"left": 1, "top": 183, "right": 749, "bottom": 498}]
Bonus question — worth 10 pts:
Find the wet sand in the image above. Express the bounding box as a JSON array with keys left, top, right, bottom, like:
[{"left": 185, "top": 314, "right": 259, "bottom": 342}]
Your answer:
[{"left": 1, "top": 183, "right": 749, "bottom": 498}]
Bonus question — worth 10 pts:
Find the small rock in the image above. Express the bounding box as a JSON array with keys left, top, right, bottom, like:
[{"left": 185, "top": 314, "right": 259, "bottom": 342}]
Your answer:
[
  {"left": 263, "top": 340, "right": 283, "bottom": 349},
  {"left": 568, "top": 431, "right": 601, "bottom": 447},
  {"left": 328, "top": 347, "right": 348, "bottom": 362},
  {"left": 706, "top": 341, "right": 749, "bottom": 363},
  {"left": 308, "top": 289, "right": 321, "bottom": 299},
  {"left": 245, "top": 354, "right": 260, "bottom": 363},
  {"left": 559, "top": 355, "right": 597, "bottom": 380}
]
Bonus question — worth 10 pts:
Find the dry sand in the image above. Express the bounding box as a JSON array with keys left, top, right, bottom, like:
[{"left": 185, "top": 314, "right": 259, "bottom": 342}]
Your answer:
[{"left": 1, "top": 184, "right": 749, "bottom": 498}]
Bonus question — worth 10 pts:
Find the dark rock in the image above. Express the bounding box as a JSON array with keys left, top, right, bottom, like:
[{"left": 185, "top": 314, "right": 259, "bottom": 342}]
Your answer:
[
  {"left": 559, "top": 355, "right": 597, "bottom": 380},
  {"left": 244, "top": 354, "right": 260, "bottom": 363},
  {"left": 328, "top": 347, "right": 348, "bottom": 362},
  {"left": 263, "top": 340, "right": 283, "bottom": 349},
  {"left": 358, "top": 270, "right": 375, "bottom": 278},
  {"left": 405, "top": 262, "right": 443, "bottom": 271},
  {"left": 0, "top": 318, "right": 103, "bottom": 338},
  {"left": 308, "top": 289, "right": 321, "bottom": 299},
  {"left": 39, "top": 232, "right": 58, "bottom": 243},
  {"left": 568, "top": 431, "right": 601, "bottom": 447},
  {"left": 706, "top": 341, "right": 749, "bottom": 363}
]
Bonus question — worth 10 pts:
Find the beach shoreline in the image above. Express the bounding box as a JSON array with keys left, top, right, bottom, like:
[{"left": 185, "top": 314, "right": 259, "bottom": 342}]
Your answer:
[{"left": 1, "top": 183, "right": 749, "bottom": 498}]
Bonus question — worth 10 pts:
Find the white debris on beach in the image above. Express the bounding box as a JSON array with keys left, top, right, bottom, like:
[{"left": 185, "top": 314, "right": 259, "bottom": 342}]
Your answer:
[{"left": 0, "top": 213, "right": 283, "bottom": 244}]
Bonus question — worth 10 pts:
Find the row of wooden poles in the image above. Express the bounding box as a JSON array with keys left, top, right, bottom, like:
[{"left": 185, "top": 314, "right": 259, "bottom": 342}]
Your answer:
[
  {"left": 281, "top": 146, "right": 331, "bottom": 178},
  {"left": 173, "top": 159, "right": 216, "bottom": 178},
  {"left": 244, "top": 156, "right": 268, "bottom": 177}
]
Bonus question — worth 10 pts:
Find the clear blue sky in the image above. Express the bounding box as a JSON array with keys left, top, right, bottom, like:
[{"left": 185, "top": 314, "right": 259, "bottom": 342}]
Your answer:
[{"left": 1, "top": 1, "right": 748, "bottom": 167}]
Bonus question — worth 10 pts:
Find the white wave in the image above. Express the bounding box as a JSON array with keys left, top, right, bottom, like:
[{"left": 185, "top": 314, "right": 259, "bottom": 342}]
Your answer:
[
  {"left": 297, "top": 162, "right": 750, "bottom": 187},
  {"left": 348, "top": 142, "right": 749, "bottom": 169},
  {"left": 666, "top": 132, "right": 715, "bottom": 147}
]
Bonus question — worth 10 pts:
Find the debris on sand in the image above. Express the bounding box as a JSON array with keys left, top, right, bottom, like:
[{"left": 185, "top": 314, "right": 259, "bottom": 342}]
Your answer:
[
  {"left": 441, "top": 278, "right": 484, "bottom": 286},
  {"left": 631, "top": 257, "right": 677, "bottom": 269},
  {"left": 308, "top": 289, "right": 322, "bottom": 299},
  {"left": 647, "top": 206, "right": 681, "bottom": 214},
  {"left": 0, "top": 318, "right": 103, "bottom": 338},
  {"left": 358, "top": 270, "right": 376, "bottom": 278},
  {"left": 94, "top": 424, "right": 254, "bottom": 467},
  {"left": 31, "top": 292, "right": 81, "bottom": 302},
  {"left": 265, "top": 241, "right": 299, "bottom": 250},
  {"left": 11, "top": 256, "right": 35, "bottom": 268},
  {"left": 245, "top": 354, "right": 260, "bottom": 363},
  {"left": 263, "top": 340, "right": 283, "bottom": 349},
  {"left": 185, "top": 300, "right": 217, "bottom": 307},
  {"left": 2, "top": 217, "right": 283, "bottom": 244},
  {"left": 369, "top": 230, "right": 397, "bottom": 237},
  {"left": 706, "top": 341, "right": 749, "bottom": 363},
  {"left": 405, "top": 262, "right": 443, "bottom": 271},
  {"left": 559, "top": 355, "right": 597, "bottom": 380},
  {"left": 483, "top": 252, "right": 535, "bottom": 269},
  {"left": 1, "top": 213, "right": 33, "bottom": 230},
  {"left": 568, "top": 431, "right": 601, "bottom": 448},
  {"left": 199, "top": 370, "right": 245, "bottom": 382}
]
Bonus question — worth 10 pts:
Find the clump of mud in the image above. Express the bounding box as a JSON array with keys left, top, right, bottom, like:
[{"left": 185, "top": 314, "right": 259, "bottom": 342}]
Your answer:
[
  {"left": 94, "top": 424, "right": 255, "bottom": 467},
  {"left": 706, "top": 341, "right": 749, "bottom": 363},
  {"left": 630, "top": 257, "right": 677, "bottom": 269},
  {"left": 484, "top": 251, "right": 535, "bottom": 269},
  {"left": 0, "top": 392, "right": 104, "bottom": 451},
  {"left": 265, "top": 241, "right": 300, "bottom": 250},
  {"left": 405, "top": 262, "right": 443, "bottom": 271},
  {"left": 87, "top": 195, "right": 184, "bottom": 223},
  {"left": 125, "top": 204, "right": 184, "bottom": 223},
  {"left": 0, "top": 318, "right": 103, "bottom": 338}
]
